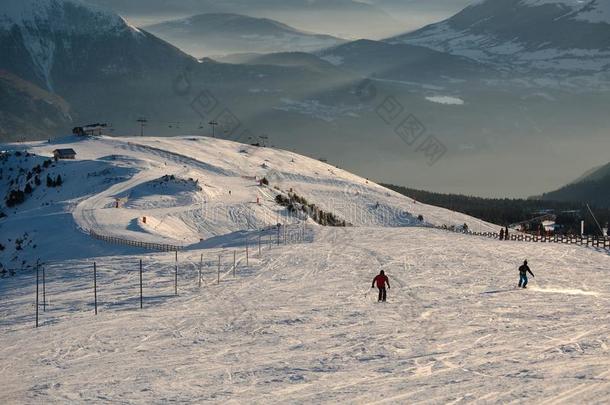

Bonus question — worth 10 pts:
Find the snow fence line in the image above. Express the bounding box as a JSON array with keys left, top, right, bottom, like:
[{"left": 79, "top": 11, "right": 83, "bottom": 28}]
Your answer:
[
  {"left": 28, "top": 225, "right": 309, "bottom": 328},
  {"left": 89, "top": 230, "right": 183, "bottom": 252},
  {"left": 443, "top": 227, "right": 610, "bottom": 250}
]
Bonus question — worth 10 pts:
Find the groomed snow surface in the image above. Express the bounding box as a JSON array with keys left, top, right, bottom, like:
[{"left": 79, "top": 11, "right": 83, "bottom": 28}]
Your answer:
[
  {"left": 1, "top": 228, "right": 609, "bottom": 403},
  {"left": 1, "top": 136, "right": 609, "bottom": 403}
]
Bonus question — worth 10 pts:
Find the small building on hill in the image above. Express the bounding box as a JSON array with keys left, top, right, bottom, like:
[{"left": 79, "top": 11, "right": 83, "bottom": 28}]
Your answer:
[
  {"left": 53, "top": 148, "right": 77, "bottom": 160},
  {"left": 73, "top": 123, "right": 108, "bottom": 136}
]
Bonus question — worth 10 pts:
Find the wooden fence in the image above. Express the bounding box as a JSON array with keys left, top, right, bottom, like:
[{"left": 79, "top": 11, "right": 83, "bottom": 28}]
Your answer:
[
  {"left": 89, "top": 230, "right": 182, "bottom": 252},
  {"left": 443, "top": 227, "right": 610, "bottom": 250}
]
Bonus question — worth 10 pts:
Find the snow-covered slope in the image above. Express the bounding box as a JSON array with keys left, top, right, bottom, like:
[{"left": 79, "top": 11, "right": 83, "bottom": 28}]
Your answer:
[
  {"left": 1, "top": 136, "right": 608, "bottom": 403},
  {"left": 0, "top": 135, "right": 497, "bottom": 271},
  {"left": 389, "top": 0, "right": 610, "bottom": 74},
  {"left": 0, "top": 226, "right": 608, "bottom": 402}
]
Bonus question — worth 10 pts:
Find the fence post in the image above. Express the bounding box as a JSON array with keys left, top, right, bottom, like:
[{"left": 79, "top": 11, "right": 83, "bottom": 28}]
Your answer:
[
  {"left": 139, "top": 259, "right": 143, "bottom": 309},
  {"left": 246, "top": 243, "right": 249, "bottom": 266},
  {"left": 258, "top": 234, "right": 262, "bottom": 256},
  {"left": 233, "top": 251, "right": 236, "bottom": 277},
  {"left": 35, "top": 261, "right": 39, "bottom": 328},
  {"left": 174, "top": 254, "right": 178, "bottom": 296},
  {"left": 42, "top": 265, "right": 46, "bottom": 312},
  {"left": 218, "top": 254, "right": 221, "bottom": 284},
  {"left": 199, "top": 254, "right": 203, "bottom": 288},
  {"left": 94, "top": 262, "right": 98, "bottom": 315}
]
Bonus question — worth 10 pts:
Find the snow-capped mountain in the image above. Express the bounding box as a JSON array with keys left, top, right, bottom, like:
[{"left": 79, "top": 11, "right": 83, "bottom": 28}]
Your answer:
[
  {"left": 0, "top": 0, "right": 147, "bottom": 92},
  {"left": 317, "top": 39, "right": 497, "bottom": 83},
  {"left": 388, "top": 0, "right": 610, "bottom": 75},
  {"left": 0, "top": 0, "right": 358, "bottom": 139},
  {"left": 145, "top": 13, "right": 345, "bottom": 58},
  {"left": 88, "top": 0, "right": 405, "bottom": 39}
]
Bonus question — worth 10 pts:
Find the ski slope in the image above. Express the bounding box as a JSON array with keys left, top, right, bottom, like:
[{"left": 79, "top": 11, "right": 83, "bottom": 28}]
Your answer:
[
  {"left": 1, "top": 135, "right": 608, "bottom": 403},
  {"left": 0, "top": 227, "right": 608, "bottom": 403},
  {"left": 1, "top": 135, "right": 497, "bottom": 268}
]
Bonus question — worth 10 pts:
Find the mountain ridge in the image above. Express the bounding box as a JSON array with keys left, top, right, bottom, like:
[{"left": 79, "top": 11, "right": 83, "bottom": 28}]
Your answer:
[
  {"left": 145, "top": 13, "right": 345, "bottom": 57},
  {"left": 388, "top": 0, "right": 610, "bottom": 75},
  {"left": 539, "top": 161, "right": 610, "bottom": 207}
]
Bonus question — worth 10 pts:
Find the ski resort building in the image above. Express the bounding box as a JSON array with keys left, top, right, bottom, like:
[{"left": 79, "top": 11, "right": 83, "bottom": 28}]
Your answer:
[{"left": 53, "top": 148, "right": 77, "bottom": 160}]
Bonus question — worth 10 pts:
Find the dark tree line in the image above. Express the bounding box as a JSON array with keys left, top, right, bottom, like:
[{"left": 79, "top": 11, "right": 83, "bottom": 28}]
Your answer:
[{"left": 383, "top": 184, "right": 610, "bottom": 236}]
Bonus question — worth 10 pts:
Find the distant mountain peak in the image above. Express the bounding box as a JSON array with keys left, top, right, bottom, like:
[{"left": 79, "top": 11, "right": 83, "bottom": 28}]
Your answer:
[
  {"left": 0, "top": 0, "right": 136, "bottom": 33},
  {"left": 160, "top": 13, "right": 305, "bottom": 34},
  {"left": 519, "top": 0, "right": 610, "bottom": 23},
  {"left": 0, "top": 0, "right": 143, "bottom": 91},
  {"left": 145, "top": 12, "right": 344, "bottom": 57},
  {"left": 388, "top": 0, "right": 610, "bottom": 76}
]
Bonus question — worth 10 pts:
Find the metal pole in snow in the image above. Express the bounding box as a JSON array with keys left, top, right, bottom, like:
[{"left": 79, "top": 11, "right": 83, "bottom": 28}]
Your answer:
[
  {"left": 217, "top": 254, "right": 221, "bottom": 284},
  {"left": 94, "top": 262, "right": 98, "bottom": 315},
  {"left": 586, "top": 203, "right": 605, "bottom": 237},
  {"left": 233, "top": 251, "right": 236, "bottom": 277},
  {"left": 199, "top": 254, "right": 203, "bottom": 288},
  {"left": 35, "top": 261, "right": 39, "bottom": 328},
  {"left": 174, "top": 257, "right": 178, "bottom": 296},
  {"left": 246, "top": 243, "right": 249, "bottom": 266},
  {"left": 42, "top": 265, "right": 46, "bottom": 312},
  {"left": 139, "top": 259, "right": 143, "bottom": 309},
  {"left": 258, "top": 234, "right": 261, "bottom": 256}
]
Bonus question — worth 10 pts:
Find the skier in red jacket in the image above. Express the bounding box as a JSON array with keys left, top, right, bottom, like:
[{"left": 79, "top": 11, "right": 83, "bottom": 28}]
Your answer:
[{"left": 371, "top": 270, "right": 390, "bottom": 302}]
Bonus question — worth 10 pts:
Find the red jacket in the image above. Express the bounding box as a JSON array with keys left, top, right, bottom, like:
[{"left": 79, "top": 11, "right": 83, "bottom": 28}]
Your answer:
[{"left": 373, "top": 274, "right": 389, "bottom": 288}]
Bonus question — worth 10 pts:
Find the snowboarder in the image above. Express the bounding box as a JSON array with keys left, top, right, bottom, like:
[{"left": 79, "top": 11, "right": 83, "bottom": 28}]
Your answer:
[
  {"left": 505, "top": 226, "right": 509, "bottom": 240},
  {"left": 518, "top": 260, "right": 535, "bottom": 288},
  {"left": 500, "top": 228, "right": 505, "bottom": 240},
  {"left": 371, "top": 270, "right": 390, "bottom": 302}
]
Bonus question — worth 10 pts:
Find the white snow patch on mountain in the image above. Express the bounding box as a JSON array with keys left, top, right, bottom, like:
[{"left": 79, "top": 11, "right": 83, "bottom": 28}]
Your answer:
[
  {"left": 520, "top": 0, "right": 610, "bottom": 23},
  {"left": 426, "top": 95, "right": 465, "bottom": 105},
  {"left": 396, "top": 19, "right": 610, "bottom": 74},
  {"left": 275, "top": 98, "right": 363, "bottom": 122},
  {"left": 319, "top": 54, "right": 344, "bottom": 66}
]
